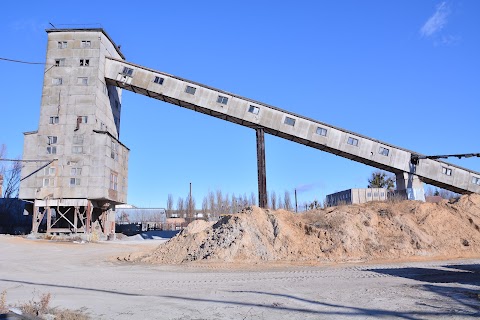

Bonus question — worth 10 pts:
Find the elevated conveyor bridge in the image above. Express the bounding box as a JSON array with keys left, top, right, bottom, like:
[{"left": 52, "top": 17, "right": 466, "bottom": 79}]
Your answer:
[{"left": 104, "top": 57, "right": 480, "bottom": 202}]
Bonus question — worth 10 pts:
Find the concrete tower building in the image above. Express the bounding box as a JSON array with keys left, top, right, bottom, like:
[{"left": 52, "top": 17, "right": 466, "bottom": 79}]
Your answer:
[{"left": 20, "top": 29, "right": 129, "bottom": 235}]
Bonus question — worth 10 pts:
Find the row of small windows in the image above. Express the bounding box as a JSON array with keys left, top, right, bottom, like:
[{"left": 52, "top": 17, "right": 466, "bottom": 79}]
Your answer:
[
  {"left": 43, "top": 178, "right": 81, "bottom": 187},
  {"left": 48, "top": 115, "right": 87, "bottom": 125},
  {"left": 52, "top": 77, "right": 89, "bottom": 85},
  {"left": 367, "top": 192, "right": 386, "bottom": 197},
  {"left": 57, "top": 40, "right": 91, "bottom": 49},
  {"left": 54, "top": 59, "right": 91, "bottom": 68}
]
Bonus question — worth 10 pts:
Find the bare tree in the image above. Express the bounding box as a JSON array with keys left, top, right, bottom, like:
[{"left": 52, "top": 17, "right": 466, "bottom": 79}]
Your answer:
[
  {"left": 216, "top": 189, "right": 223, "bottom": 214},
  {"left": 270, "top": 191, "right": 277, "bottom": 210},
  {"left": 177, "top": 197, "right": 184, "bottom": 217},
  {"left": 277, "top": 194, "right": 283, "bottom": 209},
  {"left": 202, "top": 196, "right": 208, "bottom": 217},
  {"left": 231, "top": 193, "right": 238, "bottom": 213},
  {"left": 284, "top": 191, "right": 292, "bottom": 211},
  {"left": 166, "top": 194, "right": 174, "bottom": 215},
  {"left": 208, "top": 191, "right": 216, "bottom": 218},
  {"left": 0, "top": 145, "right": 21, "bottom": 198},
  {"left": 250, "top": 192, "right": 256, "bottom": 206}
]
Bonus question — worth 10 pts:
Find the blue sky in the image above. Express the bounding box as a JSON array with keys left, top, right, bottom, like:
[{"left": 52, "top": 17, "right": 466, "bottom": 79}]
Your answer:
[{"left": 1, "top": 1, "right": 479, "bottom": 208}]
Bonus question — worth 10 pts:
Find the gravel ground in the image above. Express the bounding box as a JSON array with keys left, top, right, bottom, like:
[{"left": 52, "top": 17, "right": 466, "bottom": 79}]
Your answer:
[{"left": 0, "top": 235, "right": 479, "bottom": 319}]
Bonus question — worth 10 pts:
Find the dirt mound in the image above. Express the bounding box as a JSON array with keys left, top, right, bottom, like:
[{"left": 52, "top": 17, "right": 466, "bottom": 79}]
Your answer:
[{"left": 129, "top": 194, "right": 480, "bottom": 264}]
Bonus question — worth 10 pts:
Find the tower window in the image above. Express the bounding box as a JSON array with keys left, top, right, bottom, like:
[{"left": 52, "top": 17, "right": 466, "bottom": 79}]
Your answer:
[
  {"left": 472, "top": 177, "right": 480, "bottom": 185},
  {"left": 72, "top": 146, "right": 83, "bottom": 154},
  {"left": 57, "top": 41, "right": 67, "bottom": 49},
  {"left": 79, "top": 59, "right": 90, "bottom": 66},
  {"left": 77, "top": 77, "right": 88, "bottom": 85},
  {"left": 44, "top": 167, "right": 56, "bottom": 176},
  {"left": 46, "top": 146, "right": 57, "bottom": 154},
  {"left": 43, "top": 178, "right": 55, "bottom": 187},
  {"left": 69, "top": 178, "right": 81, "bottom": 186},
  {"left": 52, "top": 78, "right": 62, "bottom": 85},
  {"left": 71, "top": 168, "right": 82, "bottom": 176},
  {"left": 54, "top": 59, "right": 65, "bottom": 67},
  {"left": 49, "top": 116, "right": 59, "bottom": 124},
  {"left": 81, "top": 40, "right": 91, "bottom": 48},
  {"left": 47, "top": 136, "right": 57, "bottom": 145}
]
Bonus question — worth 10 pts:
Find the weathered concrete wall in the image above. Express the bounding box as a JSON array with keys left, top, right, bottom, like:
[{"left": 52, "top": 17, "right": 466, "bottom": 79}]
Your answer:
[{"left": 20, "top": 29, "right": 128, "bottom": 205}]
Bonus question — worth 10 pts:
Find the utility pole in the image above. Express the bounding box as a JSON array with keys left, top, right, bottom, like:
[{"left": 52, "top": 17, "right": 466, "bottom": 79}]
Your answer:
[
  {"left": 294, "top": 188, "right": 298, "bottom": 213},
  {"left": 189, "top": 182, "right": 192, "bottom": 221}
]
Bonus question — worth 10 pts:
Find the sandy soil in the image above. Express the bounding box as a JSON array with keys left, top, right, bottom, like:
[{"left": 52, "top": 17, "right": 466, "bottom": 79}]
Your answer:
[
  {"left": 0, "top": 235, "right": 479, "bottom": 319},
  {"left": 129, "top": 195, "right": 480, "bottom": 265}
]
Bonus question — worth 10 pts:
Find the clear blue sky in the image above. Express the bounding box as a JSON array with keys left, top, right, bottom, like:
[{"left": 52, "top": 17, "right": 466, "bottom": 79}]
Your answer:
[{"left": 1, "top": 1, "right": 479, "bottom": 208}]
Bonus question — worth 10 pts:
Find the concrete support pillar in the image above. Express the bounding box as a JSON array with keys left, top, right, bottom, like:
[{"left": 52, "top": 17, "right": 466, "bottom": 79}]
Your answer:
[
  {"left": 256, "top": 128, "right": 268, "bottom": 208},
  {"left": 395, "top": 172, "right": 425, "bottom": 201}
]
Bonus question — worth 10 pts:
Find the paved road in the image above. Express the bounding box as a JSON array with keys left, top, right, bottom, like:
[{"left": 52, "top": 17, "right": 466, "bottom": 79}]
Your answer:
[{"left": 0, "top": 236, "right": 479, "bottom": 319}]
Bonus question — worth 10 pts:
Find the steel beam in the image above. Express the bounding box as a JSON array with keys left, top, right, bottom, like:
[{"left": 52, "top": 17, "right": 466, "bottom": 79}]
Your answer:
[{"left": 256, "top": 128, "right": 267, "bottom": 208}]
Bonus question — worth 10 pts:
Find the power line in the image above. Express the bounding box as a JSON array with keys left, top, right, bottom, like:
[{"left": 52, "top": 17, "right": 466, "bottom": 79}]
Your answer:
[
  {"left": 0, "top": 57, "right": 45, "bottom": 65},
  {"left": 0, "top": 158, "right": 54, "bottom": 162}
]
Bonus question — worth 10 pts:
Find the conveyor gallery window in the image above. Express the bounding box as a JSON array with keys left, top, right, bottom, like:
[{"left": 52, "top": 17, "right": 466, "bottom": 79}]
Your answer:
[
  {"left": 284, "top": 117, "right": 296, "bottom": 126},
  {"left": 52, "top": 78, "right": 62, "bottom": 85},
  {"left": 378, "top": 147, "right": 389, "bottom": 156},
  {"left": 217, "top": 95, "right": 228, "bottom": 105},
  {"left": 46, "top": 146, "right": 57, "bottom": 154},
  {"left": 54, "top": 59, "right": 65, "bottom": 67},
  {"left": 122, "top": 67, "right": 134, "bottom": 76},
  {"left": 47, "top": 136, "right": 57, "bottom": 145},
  {"left": 154, "top": 76, "right": 164, "bottom": 85},
  {"left": 69, "top": 178, "right": 81, "bottom": 186},
  {"left": 347, "top": 137, "right": 359, "bottom": 146},
  {"left": 185, "top": 86, "right": 196, "bottom": 95},
  {"left": 57, "top": 41, "right": 67, "bottom": 49},
  {"left": 316, "top": 127, "right": 327, "bottom": 136},
  {"left": 442, "top": 167, "right": 452, "bottom": 176},
  {"left": 248, "top": 105, "right": 260, "bottom": 115},
  {"left": 49, "top": 116, "right": 59, "bottom": 124},
  {"left": 472, "top": 177, "right": 480, "bottom": 185},
  {"left": 81, "top": 41, "right": 91, "bottom": 48},
  {"left": 79, "top": 59, "right": 89, "bottom": 66}
]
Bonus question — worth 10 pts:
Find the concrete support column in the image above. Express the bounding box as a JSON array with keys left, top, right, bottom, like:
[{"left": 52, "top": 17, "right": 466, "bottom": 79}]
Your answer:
[
  {"left": 256, "top": 128, "right": 268, "bottom": 208},
  {"left": 395, "top": 172, "right": 425, "bottom": 201}
]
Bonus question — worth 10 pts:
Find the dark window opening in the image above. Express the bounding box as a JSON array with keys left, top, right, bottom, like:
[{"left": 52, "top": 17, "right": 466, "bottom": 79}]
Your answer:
[{"left": 284, "top": 117, "right": 296, "bottom": 126}]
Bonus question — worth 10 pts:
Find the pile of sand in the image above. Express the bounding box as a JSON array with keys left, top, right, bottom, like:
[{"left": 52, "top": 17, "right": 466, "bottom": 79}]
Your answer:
[{"left": 125, "top": 194, "right": 480, "bottom": 264}]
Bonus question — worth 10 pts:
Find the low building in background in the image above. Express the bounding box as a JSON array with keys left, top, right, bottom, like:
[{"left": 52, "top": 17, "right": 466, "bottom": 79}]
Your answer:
[{"left": 326, "top": 188, "right": 389, "bottom": 206}]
